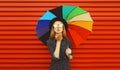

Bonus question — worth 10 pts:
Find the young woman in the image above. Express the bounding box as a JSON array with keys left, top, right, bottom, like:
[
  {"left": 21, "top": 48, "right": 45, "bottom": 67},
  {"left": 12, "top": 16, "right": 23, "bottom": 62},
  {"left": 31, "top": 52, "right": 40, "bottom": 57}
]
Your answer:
[{"left": 46, "top": 18, "right": 73, "bottom": 70}]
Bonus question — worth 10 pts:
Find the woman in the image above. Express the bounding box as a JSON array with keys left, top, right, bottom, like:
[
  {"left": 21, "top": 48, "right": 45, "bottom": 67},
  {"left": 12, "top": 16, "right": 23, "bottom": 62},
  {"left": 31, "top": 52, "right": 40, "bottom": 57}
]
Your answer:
[{"left": 46, "top": 18, "right": 73, "bottom": 70}]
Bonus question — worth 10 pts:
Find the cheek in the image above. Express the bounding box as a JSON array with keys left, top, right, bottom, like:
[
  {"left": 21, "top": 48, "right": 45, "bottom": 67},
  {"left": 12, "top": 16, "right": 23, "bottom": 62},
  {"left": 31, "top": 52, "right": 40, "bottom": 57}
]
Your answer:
[
  {"left": 54, "top": 28, "right": 56, "bottom": 32},
  {"left": 54, "top": 28, "right": 58, "bottom": 32},
  {"left": 60, "top": 28, "right": 63, "bottom": 32}
]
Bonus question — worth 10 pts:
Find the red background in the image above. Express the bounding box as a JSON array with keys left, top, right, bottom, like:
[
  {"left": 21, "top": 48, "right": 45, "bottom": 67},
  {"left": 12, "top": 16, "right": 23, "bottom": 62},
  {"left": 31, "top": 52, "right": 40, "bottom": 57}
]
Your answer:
[{"left": 0, "top": 0, "right": 120, "bottom": 70}]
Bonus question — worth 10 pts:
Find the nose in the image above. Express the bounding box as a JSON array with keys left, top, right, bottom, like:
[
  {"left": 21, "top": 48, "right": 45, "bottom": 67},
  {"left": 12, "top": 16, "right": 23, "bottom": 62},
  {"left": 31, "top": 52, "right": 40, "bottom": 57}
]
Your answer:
[{"left": 57, "top": 28, "right": 60, "bottom": 31}]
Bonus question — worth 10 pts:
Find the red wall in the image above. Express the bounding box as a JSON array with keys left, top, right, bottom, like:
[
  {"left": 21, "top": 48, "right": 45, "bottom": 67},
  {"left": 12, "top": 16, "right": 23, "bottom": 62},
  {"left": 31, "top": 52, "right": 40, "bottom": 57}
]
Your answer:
[{"left": 0, "top": 0, "right": 120, "bottom": 70}]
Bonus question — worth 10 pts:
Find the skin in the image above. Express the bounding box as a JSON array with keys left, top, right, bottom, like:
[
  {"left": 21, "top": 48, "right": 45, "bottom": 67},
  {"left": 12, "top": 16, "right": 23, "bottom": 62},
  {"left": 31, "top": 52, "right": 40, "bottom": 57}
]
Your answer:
[{"left": 53, "top": 21, "right": 72, "bottom": 59}]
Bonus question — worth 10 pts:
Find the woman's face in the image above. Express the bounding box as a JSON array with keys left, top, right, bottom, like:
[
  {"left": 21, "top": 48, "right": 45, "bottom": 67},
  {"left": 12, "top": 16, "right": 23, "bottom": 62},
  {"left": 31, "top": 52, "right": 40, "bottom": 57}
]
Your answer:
[{"left": 53, "top": 21, "right": 64, "bottom": 34}]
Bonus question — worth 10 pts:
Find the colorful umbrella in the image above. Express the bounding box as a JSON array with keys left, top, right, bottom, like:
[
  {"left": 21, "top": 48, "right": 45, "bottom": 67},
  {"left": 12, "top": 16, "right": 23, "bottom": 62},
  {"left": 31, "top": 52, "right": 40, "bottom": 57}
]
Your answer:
[{"left": 36, "top": 5, "right": 93, "bottom": 47}]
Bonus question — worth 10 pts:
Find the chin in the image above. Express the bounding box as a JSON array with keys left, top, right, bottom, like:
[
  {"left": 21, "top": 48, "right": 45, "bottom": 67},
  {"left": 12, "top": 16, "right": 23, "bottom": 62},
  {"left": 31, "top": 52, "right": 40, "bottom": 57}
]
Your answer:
[{"left": 56, "top": 31, "right": 62, "bottom": 34}]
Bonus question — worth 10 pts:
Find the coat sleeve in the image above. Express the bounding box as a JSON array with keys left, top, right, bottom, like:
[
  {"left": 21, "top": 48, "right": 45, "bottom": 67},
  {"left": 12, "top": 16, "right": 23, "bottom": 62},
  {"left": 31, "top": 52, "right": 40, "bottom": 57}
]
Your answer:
[
  {"left": 46, "top": 39, "right": 59, "bottom": 60},
  {"left": 68, "top": 39, "right": 72, "bottom": 50},
  {"left": 67, "top": 38, "right": 72, "bottom": 50},
  {"left": 66, "top": 39, "right": 73, "bottom": 60}
]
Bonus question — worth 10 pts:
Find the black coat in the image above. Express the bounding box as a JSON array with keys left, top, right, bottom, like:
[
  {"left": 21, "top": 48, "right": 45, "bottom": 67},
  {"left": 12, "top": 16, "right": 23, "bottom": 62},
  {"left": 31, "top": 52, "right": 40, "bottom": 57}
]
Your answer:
[{"left": 46, "top": 37, "right": 72, "bottom": 70}]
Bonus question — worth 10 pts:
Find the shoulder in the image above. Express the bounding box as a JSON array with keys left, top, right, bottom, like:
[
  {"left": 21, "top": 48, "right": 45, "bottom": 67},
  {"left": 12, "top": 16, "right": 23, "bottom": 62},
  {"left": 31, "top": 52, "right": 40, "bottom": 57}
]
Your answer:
[
  {"left": 47, "top": 38, "right": 52, "bottom": 43},
  {"left": 46, "top": 38, "right": 55, "bottom": 45},
  {"left": 46, "top": 39, "right": 51, "bottom": 42},
  {"left": 46, "top": 39, "right": 51, "bottom": 45},
  {"left": 65, "top": 38, "right": 71, "bottom": 43}
]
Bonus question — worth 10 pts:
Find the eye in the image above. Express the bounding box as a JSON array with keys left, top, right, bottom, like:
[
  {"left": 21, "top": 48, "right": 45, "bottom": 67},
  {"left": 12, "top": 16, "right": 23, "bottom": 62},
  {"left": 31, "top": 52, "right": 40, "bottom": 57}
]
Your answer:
[
  {"left": 53, "top": 24, "right": 58, "bottom": 28},
  {"left": 53, "top": 24, "right": 63, "bottom": 28},
  {"left": 59, "top": 24, "right": 63, "bottom": 27}
]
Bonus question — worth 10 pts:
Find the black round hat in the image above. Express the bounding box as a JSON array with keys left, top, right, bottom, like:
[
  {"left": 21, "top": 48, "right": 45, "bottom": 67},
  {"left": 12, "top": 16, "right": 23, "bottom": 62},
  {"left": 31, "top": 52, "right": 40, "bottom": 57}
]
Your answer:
[{"left": 49, "top": 18, "right": 68, "bottom": 32}]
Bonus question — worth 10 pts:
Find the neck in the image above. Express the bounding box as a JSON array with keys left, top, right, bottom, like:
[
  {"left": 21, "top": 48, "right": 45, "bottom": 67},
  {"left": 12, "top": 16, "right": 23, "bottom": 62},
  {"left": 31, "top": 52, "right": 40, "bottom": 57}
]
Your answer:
[
  {"left": 55, "top": 32, "right": 63, "bottom": 40},
  {"left": 56, "top": 32, "right": 62, "bottom": 35}
]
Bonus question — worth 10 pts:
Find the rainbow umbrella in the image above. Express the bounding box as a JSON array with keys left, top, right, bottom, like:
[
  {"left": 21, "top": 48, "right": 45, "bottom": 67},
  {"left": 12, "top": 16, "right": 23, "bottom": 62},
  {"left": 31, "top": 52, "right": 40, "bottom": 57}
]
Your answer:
[{"left": 36, "top": 5, "right": 93, "bottom": 47}]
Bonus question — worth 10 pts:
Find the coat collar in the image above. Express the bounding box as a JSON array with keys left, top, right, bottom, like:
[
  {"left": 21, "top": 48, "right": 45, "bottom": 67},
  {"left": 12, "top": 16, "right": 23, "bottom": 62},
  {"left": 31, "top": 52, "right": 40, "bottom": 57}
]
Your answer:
[
  {"left": 49, "top": 37, "right": 67, "bottom": 48},
  {"left": 52, "top": 37, "right": 66, "bottom": 42}
]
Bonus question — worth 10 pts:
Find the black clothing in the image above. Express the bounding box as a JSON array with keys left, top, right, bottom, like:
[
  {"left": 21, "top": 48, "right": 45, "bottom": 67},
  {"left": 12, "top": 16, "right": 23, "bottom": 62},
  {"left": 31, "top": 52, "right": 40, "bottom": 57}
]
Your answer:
[{"left": 46, "top": 37, "right": 72, "bottom": 70}]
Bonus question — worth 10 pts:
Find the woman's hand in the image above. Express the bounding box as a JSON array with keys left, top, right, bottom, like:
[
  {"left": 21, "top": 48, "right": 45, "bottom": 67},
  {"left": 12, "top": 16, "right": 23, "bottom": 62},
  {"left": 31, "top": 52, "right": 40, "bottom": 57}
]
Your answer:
[
  {"left": 66, "top": 48, "right": 72, "bottom": 55},
  {"left": 66, "top": 48, "right": 73, "bottom": 59},
  {"left": 68, "top": 55, "right": 73, "bottom": 60}
]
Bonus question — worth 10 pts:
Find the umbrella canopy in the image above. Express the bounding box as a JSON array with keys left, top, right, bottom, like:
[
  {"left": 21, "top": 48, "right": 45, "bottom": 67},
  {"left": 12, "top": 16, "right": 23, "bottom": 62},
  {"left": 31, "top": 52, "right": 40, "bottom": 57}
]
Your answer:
[{"left": 36, "top": 5, "right": 93, "bottom": 47}]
